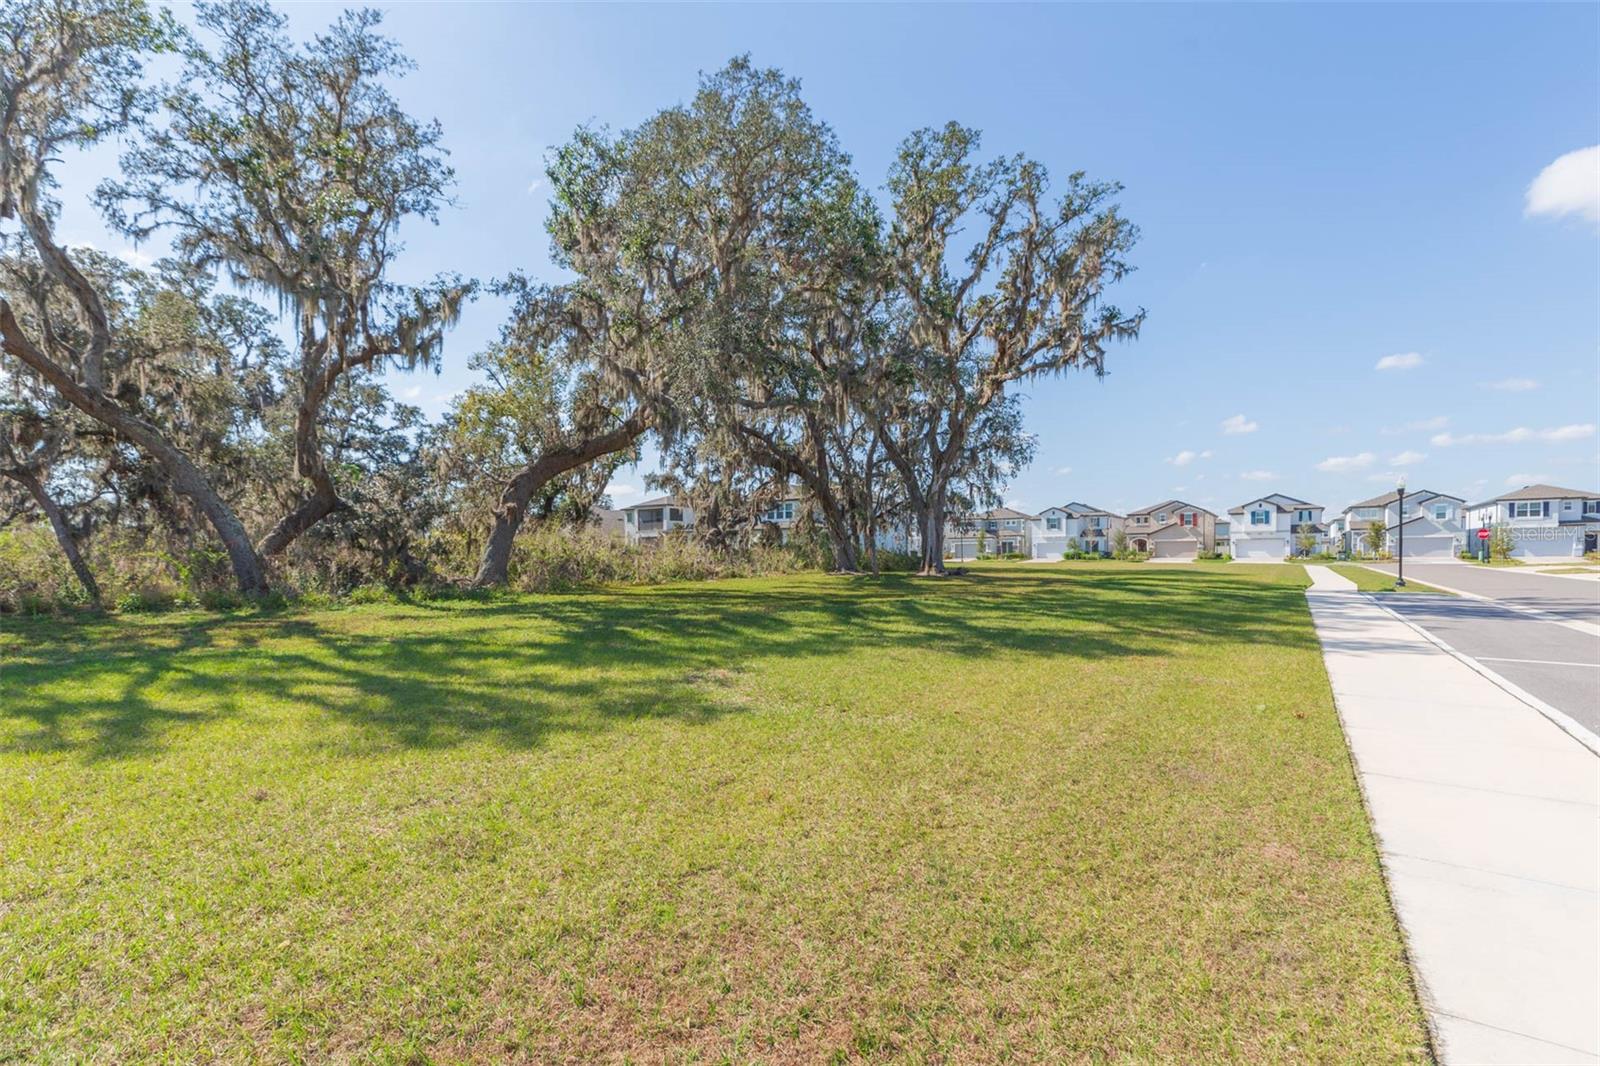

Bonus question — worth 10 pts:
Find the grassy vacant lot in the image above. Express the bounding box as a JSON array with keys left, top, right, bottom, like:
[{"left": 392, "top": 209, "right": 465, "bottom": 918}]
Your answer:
[
  {"left": 1329, "top": 564, "right": 1447, "bottom": 594},
  {"left": 1, "top": 563, "right": 1428, "bottom": 1062}
]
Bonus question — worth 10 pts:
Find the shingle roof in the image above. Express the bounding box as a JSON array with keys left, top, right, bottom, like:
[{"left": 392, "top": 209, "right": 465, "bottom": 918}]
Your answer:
[
  {"left": 1127, "top": 499, "right": 1215, "bottom": 517},
  {"left": 1228, "top": 493, "right": 1318, "bottom": 515},
  {"left": 1345, "top": 488, "right": 1462, "bottom": 510},
  {"left": 1053, "top": 501, "right": 1122, "bottom": 518},
  {"left": 623, "top": 495, "right": 683, "bottom": 510},
  {"left": 1473, "top": 483, "right": 1598, "bottom": 505},
  {"left": 982, "top": 506, "right": 1040, "bottom": 521}
]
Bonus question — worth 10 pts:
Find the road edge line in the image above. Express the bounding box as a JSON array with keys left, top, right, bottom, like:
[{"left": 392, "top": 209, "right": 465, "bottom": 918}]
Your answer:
[
  {"left": 1367, "top": 596, "right": 1600, "bottom": 757},
  {"left": 1357, "top": 564, "right": 1600, "bottom": 637}
]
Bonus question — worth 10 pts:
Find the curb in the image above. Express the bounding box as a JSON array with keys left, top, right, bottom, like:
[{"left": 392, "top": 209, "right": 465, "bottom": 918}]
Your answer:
[
  {"left": 1365, "top": 596, "right": 1600, "bottom": 757},
  {"left": 1356, "top": 564, "right": 1600, "bottom": 638}
]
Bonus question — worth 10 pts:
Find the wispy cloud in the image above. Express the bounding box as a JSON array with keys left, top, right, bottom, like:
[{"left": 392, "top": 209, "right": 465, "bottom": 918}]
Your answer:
[
  {"left": 526, "top": 178, "right": 543, "bottom": 195},
  {"left": 1220, "top": 414, "right": 1258, "bottom": 435},
  {"left": 1375, "top": 351, "right": 1424, "bottom": 371},
  {"left": 1482, "top": 377, "right": 1539, "bottom": 392},
  {"left": 1317, "top": 452, "right": 1376, "bottom": 472},
  {"left": 1166, "top": 449, "right": 1212, "bottom": 467},
  {"left": 1525, "top": 145, "right": 1600, "bottom": 225},
  {"left": 1239, "top": 470, "right": 1276, "bottom": 482},
  {"left": 1388, "top": 449, "right": 1426, "bottom": 466},
  {"left": 1431, "top": 424, "right": 1595, "bottom": 446},
  {"left": 1365, "top": 470, "right": 1406, "bottom": 484},
  {"left": 1382, "top": 415, "right": 1448, "bottom": 436},
  {"left": 1504, "top": 472, "right": 1552, "bottom": 487},
  {"left": 608, "top": 483, "right": 642, "bottom": 498},
  {"left": 1053, "top": 466, "right": 1073, "bottom": 477}
]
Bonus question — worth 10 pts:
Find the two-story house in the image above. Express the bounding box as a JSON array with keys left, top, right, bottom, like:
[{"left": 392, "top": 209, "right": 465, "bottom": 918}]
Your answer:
[
  {"left": 1227, "top": 493, "right": 1326, "bottom": 560},
  {"left": 1337, "top": 488, "right": 1464, "bottom": 559},
  {"left": 1463, "top": 484, "right": 1600, "bottom": 559},
  {"left": 945, "top": 507, "right": 1037, "bottom": 561},
  {"left": 1033, "top": 502, "right": 1124, "bottom": 558},
  {"left": 619, "top": 495, "right": 695, "bottom": 544},
  {"left": 1123, "top": 500, "right": 1217, "bottom": 559}
]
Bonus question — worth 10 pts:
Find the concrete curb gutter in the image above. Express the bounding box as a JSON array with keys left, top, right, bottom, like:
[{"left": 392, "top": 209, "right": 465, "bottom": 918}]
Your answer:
[
  {"left": 1366, "top": 596, "right": 1600, "bottom": 757},
  {"left": 1357, "top": 564, "right": 1600, "bottom": 638}
]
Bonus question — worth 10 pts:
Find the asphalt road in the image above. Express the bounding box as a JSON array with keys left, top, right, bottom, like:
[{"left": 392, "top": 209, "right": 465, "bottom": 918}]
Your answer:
[{"left": 1365, "top": 563, "right": 1600, "bottom": 739}]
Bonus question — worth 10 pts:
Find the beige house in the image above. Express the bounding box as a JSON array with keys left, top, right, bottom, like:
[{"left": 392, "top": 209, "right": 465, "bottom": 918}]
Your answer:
[
  {"left": 944, "top": 507, "right": 1038, "bottom": 561},
  {"left": 1123, "top": 499, "right": 1218, "bottom": 559}
]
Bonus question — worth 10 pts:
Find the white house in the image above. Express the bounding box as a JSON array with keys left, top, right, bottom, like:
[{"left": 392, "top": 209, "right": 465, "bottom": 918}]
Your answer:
[
  {"left": 1227, "top": 493, "right": 1325, "bottom": 561},
  {"left": 1337, "top": 488, "right": 1464, "bottom": 559},
  {"left": 1033, "top": 502, "right": 1123, "bottom": 559},
  {"left": 1463, "top": 484, "right": 1600, "bottom": 560},
  {"left": 619, "top": 495, "right": 694, "bottom": 544}
]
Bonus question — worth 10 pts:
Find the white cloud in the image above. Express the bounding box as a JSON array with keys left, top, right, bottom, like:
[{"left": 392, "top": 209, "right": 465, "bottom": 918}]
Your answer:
[
  {"left": 1317, "top": 452, "right": 1376, "bottom": 473},
  {"left": 1239, "top": 470, "right": 1276, "bottom": 482},
  {"left": 1483, "top": 377, "right": 1539, "bottom": 392},
  {"left": 1388, "top": 449, "right": 1426, "bottom": 465},
  {"left": 1053, "top": 466, "right": 1073, "bottom": 477},
  {"left": 1375, "top": 351, "right": 1424, "bottom": 371},
  {"left": 526, "top": 178, "right": 543, "bottom": 195},
  {"left": 1220, "top": 414, "right": 1258, "bottom": 435},
  {"left": 400, "top": 384, "right": 424, "bottom": 400},
  {"left": 1505, "top": 472, "right": 1552, "bottom": 487},
  {"left": 1525, "top": 145, "right": 1600, "bottom": 225},
  {"left": 1382, "top": 415, "right": 1448, "bottom": 436},
  {"left": 1166, "top": 449, "right": 1212, "bottom": 467},
  {"left": 1431, "top": 424, "right": 1596, "bottom": 446},
  {"left": 607, "top": 483, "right": 642, "bottom": 498}
]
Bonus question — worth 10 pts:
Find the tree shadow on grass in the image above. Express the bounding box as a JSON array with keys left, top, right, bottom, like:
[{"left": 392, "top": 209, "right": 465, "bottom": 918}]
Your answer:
[{"left": 2, "top": 566, "right": 1323, "bottom": 762}]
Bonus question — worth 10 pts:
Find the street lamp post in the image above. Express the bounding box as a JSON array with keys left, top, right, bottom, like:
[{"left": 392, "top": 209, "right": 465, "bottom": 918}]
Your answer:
[{"left": 1395, "top": 477, "right": 1407, "bottom": 588}]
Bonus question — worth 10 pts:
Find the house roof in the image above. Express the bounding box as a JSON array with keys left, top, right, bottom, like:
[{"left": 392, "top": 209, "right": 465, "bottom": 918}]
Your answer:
[
  {"left": 1053, "top": 501, "right": 1122, "bottom": 518},
  {"left": 1467, "top": 483, "right": 1599, "bottom": 508},
  {"left": 1127, "top": 499, "right": 1215, "bottom": 518},
  {"left": 1345, "top": 488, "right": 1462, "bottom": 510},
  {"left": 980, "top": 506, "right": 1040, "bottom": 521},
  {"left": 1228, "top": 493, "right": 1318, "bottom": 515},
  {"left": 621, "top": 495, "right": 684, "bottom": 510}
]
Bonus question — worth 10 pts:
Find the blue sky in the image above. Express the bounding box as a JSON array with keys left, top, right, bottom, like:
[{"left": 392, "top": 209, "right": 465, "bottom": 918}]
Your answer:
[{"left": 52, "top": 2, "right": 1600, "bottom": 515}]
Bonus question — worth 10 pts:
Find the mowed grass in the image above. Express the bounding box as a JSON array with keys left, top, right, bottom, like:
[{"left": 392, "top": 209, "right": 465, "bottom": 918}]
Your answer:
[
  {"left": 1329, "top": 564, "right": 1448, "bottom": 594},
  {"left": 1, "top": 564, "right": 1429, "bottom": 1062}
]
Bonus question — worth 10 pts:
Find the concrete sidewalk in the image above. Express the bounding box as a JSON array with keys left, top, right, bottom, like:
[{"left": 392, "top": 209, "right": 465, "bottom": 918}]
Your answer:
[{"left": 1305, "top": 568, "right": 1600, "bottom": 1064}]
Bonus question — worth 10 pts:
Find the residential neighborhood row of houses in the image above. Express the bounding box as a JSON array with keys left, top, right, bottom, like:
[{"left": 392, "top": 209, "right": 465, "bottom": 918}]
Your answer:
[{"left": 608, "top": 483, "right": 1600, "bottom": 562}]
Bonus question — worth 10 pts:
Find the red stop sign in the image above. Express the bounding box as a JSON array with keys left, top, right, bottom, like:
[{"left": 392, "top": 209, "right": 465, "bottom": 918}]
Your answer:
[{"left": 1477, "top": 528, "right": 1491, "bottom": 540}]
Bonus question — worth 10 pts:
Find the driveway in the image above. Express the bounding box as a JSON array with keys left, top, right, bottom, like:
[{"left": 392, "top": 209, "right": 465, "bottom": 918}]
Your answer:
[{"left": 1363, "top": 562, "right": 1600, "bottom": 740}]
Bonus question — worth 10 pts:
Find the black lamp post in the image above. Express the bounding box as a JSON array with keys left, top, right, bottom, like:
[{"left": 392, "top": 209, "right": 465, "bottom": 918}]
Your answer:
[{"left": 1395, "top": 477, "right": 1407, "bottom": 588}]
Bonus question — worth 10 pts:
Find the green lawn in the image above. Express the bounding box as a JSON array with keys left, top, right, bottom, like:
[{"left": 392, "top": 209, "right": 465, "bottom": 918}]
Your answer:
[
  {"left": 1329, "top": 564, "right": 1449, "bottom": 594},
  {"left": 1, "top": 564, "right": 1429, "bottom": 1062}
]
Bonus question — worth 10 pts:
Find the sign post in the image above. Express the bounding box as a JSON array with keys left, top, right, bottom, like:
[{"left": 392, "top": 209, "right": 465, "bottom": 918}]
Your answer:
[{"left": 1477, "top": 526, "right": 1490, "bottom": 562}]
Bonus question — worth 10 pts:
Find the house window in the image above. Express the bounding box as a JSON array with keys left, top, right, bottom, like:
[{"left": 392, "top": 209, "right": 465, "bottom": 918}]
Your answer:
[
  {"left": 1585, "top": 500, "right": 1600, "bottom": 516},
  {"left": 1250, "top": 509, "right": 1272, "bottom": 526},
  {"left": 1004, "top": 519, "right": 1018, "bottom": 529},
  {"left": 1432, "top": 504, "right": 1449, "bottom": 520},
  {"left": 1157, "top": 512, "right": 1167, "bottom": 523},
  {"left": 1296, "top": 509, "right": 1314, "bottom": 523},
  {"left": 763, "top": 501, "right": 796, "bottom": 523},
  {"left": 1512, "top": 501, "right": 1545, "bottom": 518},
  {"left": 625, "top": 511, "right": 635, "bottom": 525},
  {"left": 1046, "top": 516, "right": 1061, "bottom": 530},
  {"left": 668, "top": 508, "right": 683, "bottom": 521},
  {"left": 1356, "top": 507, "right": 1381, "bottom": 519}
]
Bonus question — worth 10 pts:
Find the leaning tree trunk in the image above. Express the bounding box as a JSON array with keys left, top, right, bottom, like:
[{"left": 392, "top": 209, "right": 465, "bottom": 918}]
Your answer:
[
  {"left": 5, "top": 468, "right": 100, "bottom": 606},
  {"left": 473, "top": 414, "right": 651, "bottom": 587},
  {"left": 1, "top": 300, "right": 269, "bottom": 595}
]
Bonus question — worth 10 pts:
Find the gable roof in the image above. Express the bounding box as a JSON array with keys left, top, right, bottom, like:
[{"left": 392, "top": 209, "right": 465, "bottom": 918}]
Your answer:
[
  {"left": 1051, "top": 501, "right": 1122, "bottom": 518},
  {"left": 1127, "top": 499, "right": 1215, "bottom": 518},
  {"left": 621, "top": 495, "right": 685, "bottom": 511},
  {"left": 978, "top": 506, "right": 1039, "bottom": 521},
  {"left": 1345, "top": 488, "right": 1462, "bottom": 510},
  {"left": 1472, "top": 483, "right": 1599, "bottom": 506},
  {"left": 1228, "top": 493, "right": 1318, "bottom": 515}
]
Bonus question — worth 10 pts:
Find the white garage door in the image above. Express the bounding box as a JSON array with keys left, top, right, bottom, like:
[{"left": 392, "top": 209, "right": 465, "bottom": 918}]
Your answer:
[
  {"left": 1398, "top": 534, "right": 1455, "bottom": 559},
  {"left": 1237, "top": 537, "right": 1288, "bottom": 561}
]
